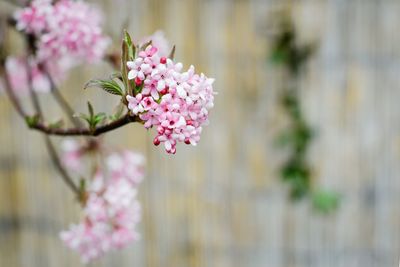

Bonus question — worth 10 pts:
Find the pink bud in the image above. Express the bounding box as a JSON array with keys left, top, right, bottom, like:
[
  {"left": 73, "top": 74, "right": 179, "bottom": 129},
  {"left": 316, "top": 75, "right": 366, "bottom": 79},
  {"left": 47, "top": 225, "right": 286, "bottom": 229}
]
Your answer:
[
  {"left": 160, "top": 57, "right": 167, "bottom": 64},
  {"left": 135, "top": 77, "right": 142, "bottom": 86},
  {"left": 153, "top": 137, "right": 160, "bottom": 146},
  {"left": 160, "top": 86, "right": 168, "bottom": 95}
]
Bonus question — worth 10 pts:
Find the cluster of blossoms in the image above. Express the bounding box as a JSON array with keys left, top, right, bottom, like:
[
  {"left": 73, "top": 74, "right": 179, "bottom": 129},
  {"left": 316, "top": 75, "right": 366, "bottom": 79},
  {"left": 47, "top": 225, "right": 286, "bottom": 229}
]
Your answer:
[
  {"left": 1, "top": 0, "right": 216, "bottom": 263},
  {"left": 126, "top": 45, "right": 215, "bottom": 154},
  {"left": 60, "top": 141, "right": 145, "bottom": 263},
  {"left": 5, "top": 56, "right": 52, "bottom": 94},
  {"left": 6, "top": 0, "right": 109, "bottom": 94}
]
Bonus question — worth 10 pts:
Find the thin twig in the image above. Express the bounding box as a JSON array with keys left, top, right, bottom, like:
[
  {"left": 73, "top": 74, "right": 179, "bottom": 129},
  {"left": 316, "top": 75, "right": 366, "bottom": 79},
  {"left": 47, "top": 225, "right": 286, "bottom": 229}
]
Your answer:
[
  {"left": 0, "top": 62, "right": 28, "bottom": 118},
  {"left": 30, "top": 113, "right": 140, "bottom": 136},
  {"left": 41, "top": 65, "right": 83, "bottom": 127},
  {"left": 25, "top": 51, "right": 80, "bottom": 197},
  {"left": 26, "top": 62, "right": 43, "bottom": 118},
  {"left": 44, "top": 136, "right": 80, "bottom": 195}
]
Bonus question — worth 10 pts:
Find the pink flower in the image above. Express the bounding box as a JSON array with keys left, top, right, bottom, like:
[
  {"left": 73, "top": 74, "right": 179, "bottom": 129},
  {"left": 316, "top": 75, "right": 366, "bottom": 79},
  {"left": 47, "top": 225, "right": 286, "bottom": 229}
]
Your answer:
[
  {"left": 61, "top": 139, "right": 84, "bottom": 173},
  {"left": 141, "top": 96, "right": 158, "bottom": 111},
  {"left": 126, "top": 42, "right": 215, "bottom": 154},
  {"left": 126, "top": 94, "right": 144, "bottom": 115},
  {"left": 12, "top": 0, "right": 110, "bottom": 92},
  {"left": 14, "top": 0, "right": 52, "bottom": 34},
  {"left": 106, "top": 150, "right": 145, "bottom": 185},
  {"left": 139, "top": 30, "right": 171, "bottom": 57},
  {"left": 5, "top": 56, "right": 52, "bottom": 95},
  {"left": 60, "top": 150, "right": 144, "bottom": 263}
]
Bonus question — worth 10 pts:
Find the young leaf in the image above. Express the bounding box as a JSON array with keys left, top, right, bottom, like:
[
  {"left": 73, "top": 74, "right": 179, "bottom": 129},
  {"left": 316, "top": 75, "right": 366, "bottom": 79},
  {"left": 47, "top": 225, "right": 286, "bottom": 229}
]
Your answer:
[
  {"left": 121, "top": 41, "right": 133, "bottom": 95},
  {"left": 75, "top": 113, "right": 91, "bottom": 125},
  {"left": 75, "top": 103, "right": 108, "bottom": 130},
  {"left": 25, "top": 114, "right": 40, "bottom": 127},
  {"left": 93, "top": 113, "right": 107, "bottom": 126},
  {"left": 85, "top": 79, "right": 124, "bottom": 96},
  {"left": 124, "top": 30, "right": 136, "bottom": 60},
  {"left": 87, "top": 101, "right": 94, "bottom": 118},
  {"left": 109, "top": 72, "right": 122, "bottom": 80},
  {"left": 168, "top": 45, "right": 176, "bottom": 60},
  {"left": 48, "top": 119, "right": 64, "bottom": 129},
  {"left": 139, "top": 40, "right": 152, "bottom": 51},
  {"left": 124, "top": 30, "right": 132, "bottom": 47},
  {"left": 110, "top": 102, "right": 125, "bottom": 121},
  {"left": 312, "top": 190, "right": 340, "bottom": 214}
]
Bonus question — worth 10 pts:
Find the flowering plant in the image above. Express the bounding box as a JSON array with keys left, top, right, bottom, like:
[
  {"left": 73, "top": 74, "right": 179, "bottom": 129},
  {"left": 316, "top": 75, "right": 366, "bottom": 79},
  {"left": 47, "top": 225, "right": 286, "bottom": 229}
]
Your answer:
[{"left": 0, "top": 0, "right": 215, "bottom": 263}]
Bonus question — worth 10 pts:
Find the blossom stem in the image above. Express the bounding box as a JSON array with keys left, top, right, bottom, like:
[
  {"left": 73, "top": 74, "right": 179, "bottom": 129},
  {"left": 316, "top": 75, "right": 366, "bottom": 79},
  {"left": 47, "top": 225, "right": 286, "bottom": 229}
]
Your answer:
[
  {"left": 0, "top": 62, "right": 28, "bottom": 118},
  {"left": 29, "top": 113, "right": 141, "bottom": 136},
  {"left": 26, "top": 58, "right": 81, "bottom": 197},
  {"left": 44, "top": 136, "right": 80, "bottom": 195},
  {"left": 41, "top": 65, "right": 83, "bottom": 127}
]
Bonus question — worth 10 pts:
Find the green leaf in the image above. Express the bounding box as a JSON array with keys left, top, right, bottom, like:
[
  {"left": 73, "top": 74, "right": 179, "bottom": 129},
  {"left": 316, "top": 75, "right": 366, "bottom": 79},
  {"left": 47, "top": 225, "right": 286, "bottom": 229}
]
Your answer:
[
  {"left": 109, "top": 72, "right": 123, "bottom": 80},
  {"left": 25, "top": 115, "right": 40, "bottom": 127},
  {"left": 139, "top": 40, "right": 152, "bottom": 51},
  {"left": 121, "top": 41, "right": 133, "bottom": 95},
  {"left": 124, "top": 30, "right": 136, "bottom": 60},
  {"left": 79, "top": 178, "right": 86, "bottom": 192},
  {"left": 75, "top": 103, "right": 108, "bottom": 130},
  {"left": 85, "top": 79, "right": 124, "bottom": 96},
  {"left": 87, "top": 101, "right": 94, "bottom": 118},
  {"left": 93, "top": 113, "right": 106, "bottom": 126},
  {"left": 48, "top": 119, "right": 64, "bottom": 129},
  {"left": 312, "top": 190, "right": 340, "bottom": 214},
  {"left": 110, "top": 103, "right": 125, "bottom": 121},
  {"left": 74, "top": 112, "right": 89, "bottom": 121},
  {"left": 124, "top": 30, "right": 132, "bottom": 47},
  {"left": 168, "top": 45, "right": 176, "bottom": 60}
]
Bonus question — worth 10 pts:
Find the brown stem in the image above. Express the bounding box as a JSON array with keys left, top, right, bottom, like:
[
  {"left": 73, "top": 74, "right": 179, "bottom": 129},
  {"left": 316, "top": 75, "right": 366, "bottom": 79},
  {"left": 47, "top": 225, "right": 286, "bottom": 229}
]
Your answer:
[
  {"left": 25, "top": 59, "right": 80, "bottom": 197},
  {"left": 0, "top": 62, "right": 28, "bottom": 118},
  {"left": 26, "top": 61, "right": 43, "bottom": 118},
  {"left": 30, "top": 113, "right": 140, "bottom": 136},
  {"left": 44, "top": 136, "right": 80, "bottom": 195},
  {"left": 41, "top": 65, "right": 82, "bottom": 127}
]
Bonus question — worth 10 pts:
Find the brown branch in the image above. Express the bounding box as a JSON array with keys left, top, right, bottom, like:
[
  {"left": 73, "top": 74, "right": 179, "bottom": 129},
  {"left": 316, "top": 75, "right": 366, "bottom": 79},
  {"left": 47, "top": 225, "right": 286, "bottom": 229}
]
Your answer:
[
  {"left": 40, "top": 65, "right": 83, "bottom": 127},
  {"left": 1, "top": 59, "right": 139, "bottom": 137},
  {"left": 26, "top": 62, "right": 43, "bottom": 118},
  {"left": 0, "top": 62, "right": 29, "bottom": 119},
  {"left": 25, "top": 58, "right": 81, "bottom": 197},
  {"left": 44, "top": 136, "right": 80, "bottom": 195},
  {"left": 30, "top": 113, "right": 140, "bottom": 136}
]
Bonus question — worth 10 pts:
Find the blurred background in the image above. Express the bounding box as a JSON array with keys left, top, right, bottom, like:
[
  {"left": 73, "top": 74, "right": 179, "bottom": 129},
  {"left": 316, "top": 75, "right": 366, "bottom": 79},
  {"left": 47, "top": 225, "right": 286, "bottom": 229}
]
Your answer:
[{"left": 1, "top": 0, "right": 400, "bottom": 266}]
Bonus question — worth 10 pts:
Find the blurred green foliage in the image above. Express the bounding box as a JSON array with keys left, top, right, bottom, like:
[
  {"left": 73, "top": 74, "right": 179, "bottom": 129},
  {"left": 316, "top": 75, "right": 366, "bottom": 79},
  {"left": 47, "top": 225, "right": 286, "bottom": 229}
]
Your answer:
[{"left": 270, "top": 16, "right": 339, "bottom": 213}]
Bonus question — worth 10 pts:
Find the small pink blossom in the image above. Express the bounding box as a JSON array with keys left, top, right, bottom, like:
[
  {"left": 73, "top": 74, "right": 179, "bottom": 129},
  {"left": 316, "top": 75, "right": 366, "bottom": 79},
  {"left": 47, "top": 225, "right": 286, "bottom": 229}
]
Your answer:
[
  {"left": 139, "top": 30, "right": 171, "bottom": 57},
  {"left": 126, "top": 94, "right": 144, "bottom": 115}
]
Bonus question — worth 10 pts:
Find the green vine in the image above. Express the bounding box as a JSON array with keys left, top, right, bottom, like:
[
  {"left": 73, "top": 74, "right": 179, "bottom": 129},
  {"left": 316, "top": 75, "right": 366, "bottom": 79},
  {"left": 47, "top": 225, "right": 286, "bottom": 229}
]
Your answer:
[{"left": 270, "top": 16, "right": 339, "bottom": 213}]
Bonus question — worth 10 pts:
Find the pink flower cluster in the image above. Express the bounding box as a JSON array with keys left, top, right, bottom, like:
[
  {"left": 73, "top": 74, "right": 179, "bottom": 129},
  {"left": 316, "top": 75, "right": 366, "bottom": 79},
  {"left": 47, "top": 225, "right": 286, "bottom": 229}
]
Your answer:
[
  {"left": 126, "top": 45, "right": 215, "bottom": 154},
  {"left": 60, "top": 145, "right": 145, "bottom": 263},
  {"left": 5, "top": 56, "right": 52, "bottom": 94},
  {"left": 61, "top": 139, "right": 86, "bottom": 173},
  {"left": 7, "top": 0, "right": 109, "bottom": 95}
]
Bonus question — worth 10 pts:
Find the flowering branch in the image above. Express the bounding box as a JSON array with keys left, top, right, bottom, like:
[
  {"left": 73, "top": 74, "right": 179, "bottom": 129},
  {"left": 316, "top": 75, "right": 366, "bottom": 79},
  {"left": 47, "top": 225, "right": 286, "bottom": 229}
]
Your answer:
[
  {"left": 42, "top": 66, "right": 82, "bottom": 127},
  {"left": 44, "top": 136, "right": 80, "bottom": 195},
  {"left": 1, "top": 0, "right": 215, "bottom": 262},
  {"left": 29, "top": 113, "right": 141, "bottom": 136}
]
